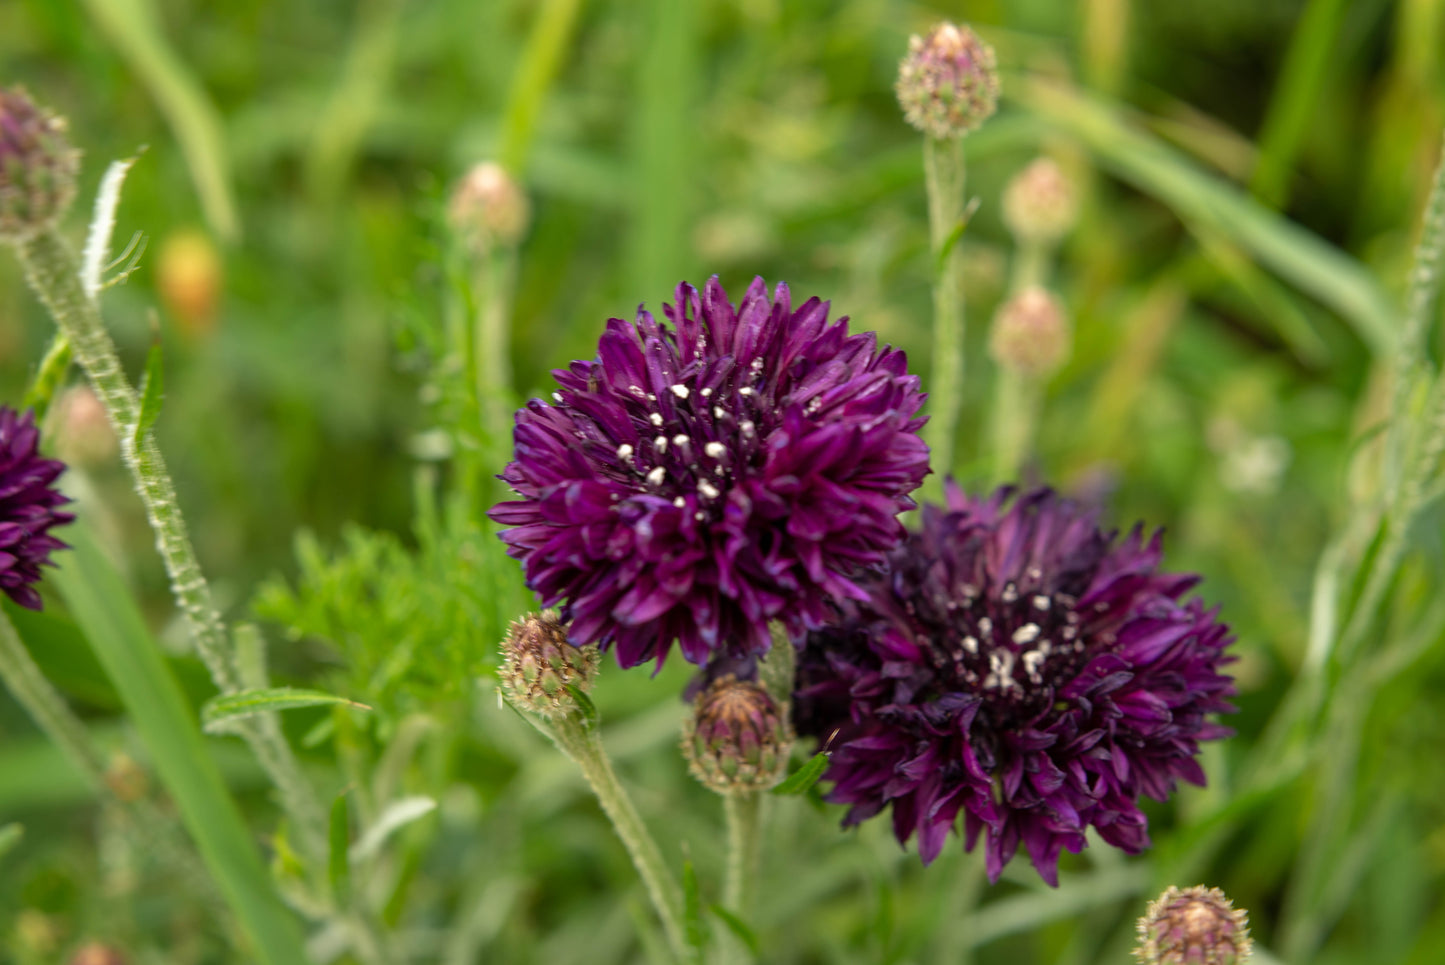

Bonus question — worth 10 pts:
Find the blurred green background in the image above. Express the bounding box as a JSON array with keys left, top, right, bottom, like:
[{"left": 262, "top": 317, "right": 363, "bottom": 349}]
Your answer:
[{"left": 3, "top": 0, "right": 1445, "bottom": 963}]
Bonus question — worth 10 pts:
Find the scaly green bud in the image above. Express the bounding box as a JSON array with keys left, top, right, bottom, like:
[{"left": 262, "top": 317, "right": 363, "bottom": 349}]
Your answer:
[
  {"left": 0, "top": 87, "right": 80, "bottom": 243},
  {"left": 1135, "top": 885, "right": 1253, "bottom": 965},
  {"left": 988, "top": 285, "right": 1070, "bottom": 378},
  {"left": 499, "top": 611, "right": 599, "bottom": 718},
  {"left": 682, "top": 675, "right": 792, "bottom": 795},
  {"left": 449, "top": 161, "right": 530, "bottom": 251},
  {"left": 1003, "top": 157, "right": 1078, "bottom": 245},
  {"left": 895, "top": 22, "right": 999, "bottom": 140}
]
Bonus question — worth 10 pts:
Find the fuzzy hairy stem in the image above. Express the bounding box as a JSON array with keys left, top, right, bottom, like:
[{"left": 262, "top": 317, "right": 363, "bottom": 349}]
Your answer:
[
  {"left": 13, "top": 228, "right": 327, "bottom": 860},
  {"left": 923, "top": 135, "right": 968, "bottom": 477},
  {"left": 723, "top": 791, "right": 762, "bottom": 928},
  {"left": 549, "top": 712, "right": 688, "bottom": 962}
]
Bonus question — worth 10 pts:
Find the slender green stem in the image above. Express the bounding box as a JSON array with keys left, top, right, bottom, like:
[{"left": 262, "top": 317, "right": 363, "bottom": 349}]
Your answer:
[
  {"left": 13, "top": 229, "right": 326, "bottom": 860},
  {"left": 474, "top": 245, "right": 518, "bottom": 452},
  {"left": 989, "top": 369, "right": 1040, "bottom": 482},
  {"left": 923, "top": 136, "right": 968, "bottom": 477},
  {"left": 0, "top": 608, "right": 110, "bottom": 789},
  {"left": 723, "top": 791, "right": 762, "bottom": 919},
  {"left": 549, "top": 713, "right": 688, "bottom": 962}
]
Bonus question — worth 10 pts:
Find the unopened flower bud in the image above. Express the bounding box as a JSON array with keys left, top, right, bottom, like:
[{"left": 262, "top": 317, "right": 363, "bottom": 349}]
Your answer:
[
  {"left": 70, "top": 943, "right": 128, "bottom": 965},
  {"left": 449, "top": 161, "right": 529, "bottom": 250},
  {"left": 1003, "top": 157, "right": 1077, "bottom": 245},
  {"left": 499, "top": 611, "right": 599, "bottom": 718},
  {"left": 56, "top": 385, "right": 117, "bottom": 468},
  {"left": 896, "top": 23, "right": 999, "bottom": 140},
  {"left": 682, "top": 676, "right": 792, "bottom": 795},
  {"left": 157, "top": 228, "right": 222, "bottom": 339},
  {"left": 1135, "top": 885, "right": 1253, "bottom": 965},
  {"left": 989, "top": 286, "right": 1069, "bottom": 377},
  {"left": 0, "top": 87, "right": 80, "bottom": 243}
]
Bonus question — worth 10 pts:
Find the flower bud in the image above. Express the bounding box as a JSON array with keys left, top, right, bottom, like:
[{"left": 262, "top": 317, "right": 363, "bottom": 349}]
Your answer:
[
  {"left": 682, "top": 675, "right": 792, "bottom": 795},
  {"left": 56, "top": 385, "right": 117, "bottom": 469},
  {"left": 988, "top": 286, "right": 1070, "bottom": 377},
  {"left": 0, "top": 87, "right": 80, "bottom": 243},
  {"left": 70, "top": 943, "right": 128, "bottom": 965},
  {"left": 449, "top": 161, "right": 529, "bottom": 251},
  {"left": 499, "top": 611, "right": 599, "bottom": 718},
  {"left": 1135, "top": 885, "right": 1253, "bottom": 965},
  {"left": 157, "top": 228, "right": 222, "bottom": 339},
  {"left": 895, "top": 22, "right": 999, "bottom": 140},
  {"left": 1003, "top": 157, "right": 1077, "bottom": 245}
]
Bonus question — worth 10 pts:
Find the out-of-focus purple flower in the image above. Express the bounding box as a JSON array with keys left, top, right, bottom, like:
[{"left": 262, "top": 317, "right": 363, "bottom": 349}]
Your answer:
[
  {"left": 0, "top": 406, "right": 73, "bottom": 609},
  {"left": 490, "top": 276, "right": 929, "bottom": 669},
  {"left": 795, "top": 484, "right": 1235, "bottom": 885}
]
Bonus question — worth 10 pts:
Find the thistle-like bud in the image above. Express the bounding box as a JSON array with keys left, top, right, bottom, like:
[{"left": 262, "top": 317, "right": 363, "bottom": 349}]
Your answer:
[
  {"left": 499, "top": 612, "right": 599, "bottom": 718},
  {"left": 0, "top": 87, "right": 80, "bottom": 243},
  {"left": 988, "top": 285, "right": 1070, "bottom": 377},
  {"left": 1135, "top": 885, "right": 1253, "bottom": 965},
  {"left": 1003, "top": 157, "right": 1078, "bottom": 245},
  {"left": 682, "top": 675, "right": 792, "bottom": 795},
  {"left": 895, "top": 22, "right": 999, "bottom": 140},
  {"left": 449, "top": 161, "right": 530, "bottom": 251}
]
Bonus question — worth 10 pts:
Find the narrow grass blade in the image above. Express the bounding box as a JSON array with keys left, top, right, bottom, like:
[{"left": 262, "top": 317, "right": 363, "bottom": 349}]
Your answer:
[
  {"left": 1014, "top": 78, "right": 1398, "bottom": 356},
  {"left": 329, "top": 793, "right": 352, "bottom": 905},
  {"left": 349, "top": 796, "right": 437, "bottom": 863},
  {"left": 499, "top": 0, "right": 586, "bottom": 174},
  {"left": 51, "top": 523, "right": 309, "bottom": 965},
  {"left": 79, "top": 0, "right": 239, "bottom": 239},
  {"left": 0, "top": 824, "right": 22, "bottom": 863}
]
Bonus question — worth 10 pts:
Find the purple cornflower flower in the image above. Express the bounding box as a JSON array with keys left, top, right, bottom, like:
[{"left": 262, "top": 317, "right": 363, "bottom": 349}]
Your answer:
[
  {"left": 489, "top": 276, "right": 929, "bottom": 669},
  {"left": 0, "top": 406, "right": 74, "bottom": 609},
  {"left": 795, "top": 484, "right": 1236, "bottom": 885}
]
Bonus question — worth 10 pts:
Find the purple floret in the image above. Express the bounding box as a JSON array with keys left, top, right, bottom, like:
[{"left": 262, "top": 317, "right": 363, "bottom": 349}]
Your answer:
[
  {"left": 795, "top": 484, "right": 1236, "bottom": 886},
  {"left": 0, "top": 406, "right": 74, "bottom": 610},
  {"left": 490, "top": 276, "right": 929, "bottom": 669}
]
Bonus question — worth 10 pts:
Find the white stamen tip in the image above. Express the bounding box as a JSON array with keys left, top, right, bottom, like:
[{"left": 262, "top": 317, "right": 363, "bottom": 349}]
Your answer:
[
  {"left": 698, "top": 480, "right": 720, "bottom": 499},
  {"left": 646, "top": 467, "right": 666, "bottom": 486},
  {"left": 704, "top": 441, "right": 726, "bottom": 459},
  {"left": 670, "top": 383, "right": 690, "bottom": 399},
  {"left": 1012, "top": 623, "right": 1041, "bottom": 645},
  {"left": 616, "top": 444, "right": 634, "bottom": 459},
  {"left": 1033, "top": 595, "right": 1051, "bottom": 610},
  {"left": 649, "top": 412, "right": 664, "bottom": 426}
]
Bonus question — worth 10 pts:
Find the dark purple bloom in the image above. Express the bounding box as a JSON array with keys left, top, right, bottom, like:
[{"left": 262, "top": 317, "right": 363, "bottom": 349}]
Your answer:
[
  {"left": 490, "top": 276, "right": 929, "bottom": 669},
  {"left": 0, "top": 406, "right": 74, "bottom": 609},
  {"left": 795, "top": 484, "right": 1235, "bottom": 885}
]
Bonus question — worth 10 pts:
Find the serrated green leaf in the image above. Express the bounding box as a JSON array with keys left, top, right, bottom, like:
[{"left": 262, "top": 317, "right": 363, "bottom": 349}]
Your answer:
[
  {"left": 200, "top": 687, "right": 370, "bottom": 734},
  {"left": 771, "top": 751, "right": 830, "bottom": 796},
  {"left": 329, "top": 793, "right": 351, "bottom": 904},
  {"left": 709, "top": 904, "right": 760, "bottom": 958},
  {"left": 0, "top": 824, "right": 22, "bottom": 862},
  {"left": 134, "top": 338, "right": 164, "bottom": 447}
]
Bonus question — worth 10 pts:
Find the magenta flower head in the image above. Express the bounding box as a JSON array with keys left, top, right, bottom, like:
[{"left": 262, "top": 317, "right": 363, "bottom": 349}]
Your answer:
[
  {"left": 0, "top": 406, "right": 74, "bottom": 609},
  {"left": 794, "top": 484, "right": 1236, "bottom": 885},
  {"left": 489, "top": 276, "right": 929, "bottom": 669}
]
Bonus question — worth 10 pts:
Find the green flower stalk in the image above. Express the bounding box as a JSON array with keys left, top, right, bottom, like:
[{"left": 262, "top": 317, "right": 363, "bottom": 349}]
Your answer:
[
  {"left": 897, "top": 23, "right": 999, "bottom": 477},
  {"left": 1135, "top": 885, "right": 1253, "bottom": 965},
  {"left": 499, "top": 612, "right": 688, "bottom": 961}
]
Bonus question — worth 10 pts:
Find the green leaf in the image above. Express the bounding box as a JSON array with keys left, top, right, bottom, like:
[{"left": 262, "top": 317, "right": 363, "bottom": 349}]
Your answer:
[
  {"left": 50, "top": 522, "right": 310, "bottom": 965},
  {"left": 329, "top": 793, "right": 351, "bottom": 904},
  {"left": 772, "top": 751, "right": 831, "bottom": 796},
  {"left": 0, "top": 824, "right": 22, "bottom": 863},
  {"left": 134, "top": 337, "right": 164, "bottom": 448},
  {"left": 201, "top": 687, "right": 370, "bottom": 734},
  {"left": 564, "top": 683, "right": 599, "bottom": 729},
  {"left": 350, "top": 796, "right": 437, "bottom": 863},
  {"left": 709, "top": 904, "right": 760, "bottom": 958},
  {"left": 1014, "top": 78, "right": 1398, "bottom": 356}
]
